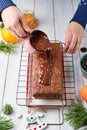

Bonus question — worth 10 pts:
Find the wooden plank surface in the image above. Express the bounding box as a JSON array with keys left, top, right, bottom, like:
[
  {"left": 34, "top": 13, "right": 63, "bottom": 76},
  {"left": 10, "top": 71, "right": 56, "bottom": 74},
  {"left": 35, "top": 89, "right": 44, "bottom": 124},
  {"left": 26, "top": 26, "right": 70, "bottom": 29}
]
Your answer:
[
  {"left": 0, "top": 0, "right": 87, "bottom": 130},
  {"left": 0, "top": 54, "right": 9, "bottom": 112}
]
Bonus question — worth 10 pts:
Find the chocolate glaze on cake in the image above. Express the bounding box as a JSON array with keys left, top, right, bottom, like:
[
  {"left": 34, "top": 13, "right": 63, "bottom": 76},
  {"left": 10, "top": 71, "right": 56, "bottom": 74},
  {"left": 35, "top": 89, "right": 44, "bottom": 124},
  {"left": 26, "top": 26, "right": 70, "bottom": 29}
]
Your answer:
[
  {"left": 38, "top": 51, "right": 53, "bottom": 86},
  {"left": 32, "top": 43, "right": 62, "bottom": 99}
]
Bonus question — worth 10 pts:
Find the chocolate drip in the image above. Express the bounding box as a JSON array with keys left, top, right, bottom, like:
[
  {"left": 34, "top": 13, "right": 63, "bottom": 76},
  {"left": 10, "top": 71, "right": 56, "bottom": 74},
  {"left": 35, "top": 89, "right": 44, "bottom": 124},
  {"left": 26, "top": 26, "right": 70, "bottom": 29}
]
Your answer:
[
  {"left": 45, "top": 47, "right": 52, "bottom": 59},
  {"left": 38, "top": 51, "right": 53, "bottom": 86}
]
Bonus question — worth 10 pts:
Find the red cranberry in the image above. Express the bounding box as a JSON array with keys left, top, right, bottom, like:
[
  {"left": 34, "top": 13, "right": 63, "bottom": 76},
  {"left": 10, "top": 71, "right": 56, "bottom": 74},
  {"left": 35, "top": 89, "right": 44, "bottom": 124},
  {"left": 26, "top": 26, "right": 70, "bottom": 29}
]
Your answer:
[
  {"left": 30, "top": 117, "right": 33, "bottom": 120},
  {"left": 39, "top": 125, "right": 41, "bottom": 128}
]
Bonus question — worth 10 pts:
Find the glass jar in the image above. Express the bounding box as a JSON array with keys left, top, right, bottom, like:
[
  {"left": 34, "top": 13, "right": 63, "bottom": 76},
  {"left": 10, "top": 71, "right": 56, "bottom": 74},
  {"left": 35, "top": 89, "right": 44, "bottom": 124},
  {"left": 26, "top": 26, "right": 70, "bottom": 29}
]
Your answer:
[{"left": 23, "top": 10, "right": 38, "bottom": 29}]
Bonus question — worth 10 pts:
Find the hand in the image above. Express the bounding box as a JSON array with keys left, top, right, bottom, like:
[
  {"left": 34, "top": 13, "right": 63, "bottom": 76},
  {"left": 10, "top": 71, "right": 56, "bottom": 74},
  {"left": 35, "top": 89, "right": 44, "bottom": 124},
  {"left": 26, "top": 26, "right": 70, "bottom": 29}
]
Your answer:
[
  {"left": 1, "top": 6, "right": 31, "bottom": 38},
  {"left": 64, "top": 22, "right": 84, "bottom": 53}
]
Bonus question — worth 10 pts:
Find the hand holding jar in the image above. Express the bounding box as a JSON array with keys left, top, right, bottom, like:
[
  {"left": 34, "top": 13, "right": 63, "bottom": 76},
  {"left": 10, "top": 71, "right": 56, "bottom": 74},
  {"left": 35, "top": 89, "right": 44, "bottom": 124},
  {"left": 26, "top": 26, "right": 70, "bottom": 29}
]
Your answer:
[{"left": 1, "top": 6, "right": 38, "bottom": 40}]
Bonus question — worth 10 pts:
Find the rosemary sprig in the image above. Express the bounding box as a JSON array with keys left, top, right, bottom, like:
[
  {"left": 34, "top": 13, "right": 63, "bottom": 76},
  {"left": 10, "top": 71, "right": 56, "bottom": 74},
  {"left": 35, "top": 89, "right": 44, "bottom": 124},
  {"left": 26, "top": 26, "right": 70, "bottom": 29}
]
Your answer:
[
  {"left": 0, "top": 41, "right": 17, "bottom": 54},
  {"left": 0, "top": 116, "right": 14, "bottom": 130},
  {"left": 64, "top": 101, "right": 87, "bottom": 130}
]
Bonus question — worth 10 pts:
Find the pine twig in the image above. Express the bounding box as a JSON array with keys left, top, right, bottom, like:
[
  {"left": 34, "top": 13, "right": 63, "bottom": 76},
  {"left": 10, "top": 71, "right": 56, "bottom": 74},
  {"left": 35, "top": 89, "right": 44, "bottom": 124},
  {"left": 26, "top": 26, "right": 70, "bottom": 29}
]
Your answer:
[
  {"left": 0, "top": 116, "right": 14, "bottom": 130},
  {"left": 0, "top": 41, "right": 17, "bottom": 54},
  {"left": 64, "top": 100, "right": 87, "bottom": 130}
]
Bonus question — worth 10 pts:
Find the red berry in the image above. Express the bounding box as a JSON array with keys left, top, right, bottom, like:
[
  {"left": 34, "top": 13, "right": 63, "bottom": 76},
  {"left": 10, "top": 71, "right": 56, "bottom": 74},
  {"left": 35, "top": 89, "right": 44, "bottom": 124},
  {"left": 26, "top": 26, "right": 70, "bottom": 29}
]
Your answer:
[
  {"left": 39, "top": 125, "right": 41, "bottom": 128},
  {"left": 30, "top": 116, "right": 33, "bottom": 120}
]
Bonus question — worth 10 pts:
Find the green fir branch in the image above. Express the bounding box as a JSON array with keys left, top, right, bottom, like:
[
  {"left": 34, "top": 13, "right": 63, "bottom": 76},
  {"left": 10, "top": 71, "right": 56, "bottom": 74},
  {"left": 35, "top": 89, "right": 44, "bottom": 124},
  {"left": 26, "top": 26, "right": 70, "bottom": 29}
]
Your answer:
[
  {"left": 0, "top": 116, "right": 14, "bottom": 130},
  {"left": 64, "top": 101, "right": 87, "bottom": 130},
  {"left": 2, "top": 104, "right": 13, "bottom": 115},
  {"left": 0, "top": 22, "right": 4, "bottom": 30},
  {"left": 0, "top": 41, "right": 17, "bottom": 54}
]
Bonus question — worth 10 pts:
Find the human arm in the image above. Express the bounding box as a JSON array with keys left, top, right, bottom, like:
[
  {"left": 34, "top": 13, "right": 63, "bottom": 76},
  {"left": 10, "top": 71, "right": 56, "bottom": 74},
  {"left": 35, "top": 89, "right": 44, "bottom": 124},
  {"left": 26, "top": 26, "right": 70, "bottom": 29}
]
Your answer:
[{"left": 64, "top": 0, "right": 87, "bottom": 53}]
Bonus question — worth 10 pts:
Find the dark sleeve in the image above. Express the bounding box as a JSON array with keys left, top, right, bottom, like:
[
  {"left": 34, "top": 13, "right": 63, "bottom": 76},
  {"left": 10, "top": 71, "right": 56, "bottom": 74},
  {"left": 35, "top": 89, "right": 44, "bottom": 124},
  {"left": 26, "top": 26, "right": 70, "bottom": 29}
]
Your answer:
[
  {"left": 0, "top": 0, "right": 16, "bottom": 21},
  {"left": 70, "top": 0, "right": 87, "bottom": 29}
]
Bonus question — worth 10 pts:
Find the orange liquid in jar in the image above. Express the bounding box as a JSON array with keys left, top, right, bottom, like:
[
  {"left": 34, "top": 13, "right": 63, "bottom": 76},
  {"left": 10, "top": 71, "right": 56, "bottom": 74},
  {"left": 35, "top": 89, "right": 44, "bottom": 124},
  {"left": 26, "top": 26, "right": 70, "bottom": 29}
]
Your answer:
[{"left": 24, "top": 11, "right": 38, "bottom": 29}]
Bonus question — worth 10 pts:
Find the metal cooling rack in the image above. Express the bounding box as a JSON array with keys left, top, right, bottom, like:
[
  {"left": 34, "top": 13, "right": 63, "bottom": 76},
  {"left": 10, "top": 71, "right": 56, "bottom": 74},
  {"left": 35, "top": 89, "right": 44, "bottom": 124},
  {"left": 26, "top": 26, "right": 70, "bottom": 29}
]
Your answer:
[
  {"left": 16, "top": 42, "right": 76, "bottom": 125},
  {"left": 26, "top": 44, "right": 66, "bottom": 108}
]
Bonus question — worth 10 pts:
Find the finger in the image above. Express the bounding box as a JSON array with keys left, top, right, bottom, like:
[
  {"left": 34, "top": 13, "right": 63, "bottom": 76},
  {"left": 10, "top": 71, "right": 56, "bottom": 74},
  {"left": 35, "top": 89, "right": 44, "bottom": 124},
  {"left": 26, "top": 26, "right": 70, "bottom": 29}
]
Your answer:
[
  {"left": 73, "top": 37, "right": 82, "bottom": 53},
  {"left": 13, "top": 22, "right": 28, "bottom": 38},
  {"left": 73, "top": 31, "right": 83, "bottom": 53},
  {"left": 67, "top": 34, "right": 77, "bottom": 53},
  {"left": 8, "top": 27, "right": 21, "bottom": 39},
  {"left": 63, "top": 30, "right": 72, "bottom": 52}
]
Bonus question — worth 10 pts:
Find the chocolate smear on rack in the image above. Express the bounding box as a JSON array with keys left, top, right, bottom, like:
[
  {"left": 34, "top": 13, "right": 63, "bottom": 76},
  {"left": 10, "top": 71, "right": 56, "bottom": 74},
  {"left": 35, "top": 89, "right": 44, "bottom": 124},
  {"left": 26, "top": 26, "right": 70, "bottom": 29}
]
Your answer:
[{"left": 80, "top": 47, "right": 87, "bottom": 53}]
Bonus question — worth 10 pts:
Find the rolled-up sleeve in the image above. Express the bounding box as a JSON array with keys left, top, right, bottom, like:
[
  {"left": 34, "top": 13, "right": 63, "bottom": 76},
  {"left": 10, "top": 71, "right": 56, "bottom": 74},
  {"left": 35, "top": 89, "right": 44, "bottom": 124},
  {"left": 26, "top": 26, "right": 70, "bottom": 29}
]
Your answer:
[
  {"left": 0, "top": 0, "right": 16, "bottom": 12},
  {"left": 70, "top": 0, "right": 87, "bottom": 29},
  {"left": 0, "top": 0, "right": 16, "bottom": 21}
]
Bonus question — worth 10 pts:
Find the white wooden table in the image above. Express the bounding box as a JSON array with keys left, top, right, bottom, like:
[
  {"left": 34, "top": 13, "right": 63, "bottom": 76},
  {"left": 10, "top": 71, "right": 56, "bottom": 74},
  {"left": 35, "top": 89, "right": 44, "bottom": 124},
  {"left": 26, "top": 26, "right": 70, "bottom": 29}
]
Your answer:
[{"left": 0, "top": 0, "right": 87, "bottom": 130}]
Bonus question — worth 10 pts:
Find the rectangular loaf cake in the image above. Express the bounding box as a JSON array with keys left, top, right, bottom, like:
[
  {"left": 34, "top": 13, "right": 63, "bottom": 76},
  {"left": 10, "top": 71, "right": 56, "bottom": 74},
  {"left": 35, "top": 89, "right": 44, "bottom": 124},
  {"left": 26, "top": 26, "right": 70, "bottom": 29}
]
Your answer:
[{"left": 32, "top": 43, "right": 62, "bottom": 99}]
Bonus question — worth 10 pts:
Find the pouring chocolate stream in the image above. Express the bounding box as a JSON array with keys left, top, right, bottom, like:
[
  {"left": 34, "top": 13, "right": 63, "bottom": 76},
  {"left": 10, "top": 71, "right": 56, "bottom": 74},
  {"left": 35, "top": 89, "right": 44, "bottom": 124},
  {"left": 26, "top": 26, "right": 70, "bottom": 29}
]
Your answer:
[
  {"left": 29, "top": 30, "right": 51, "bottom": 52},
  {"left": 29, "top": 30, "right": 52, "bottom": 86}
]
